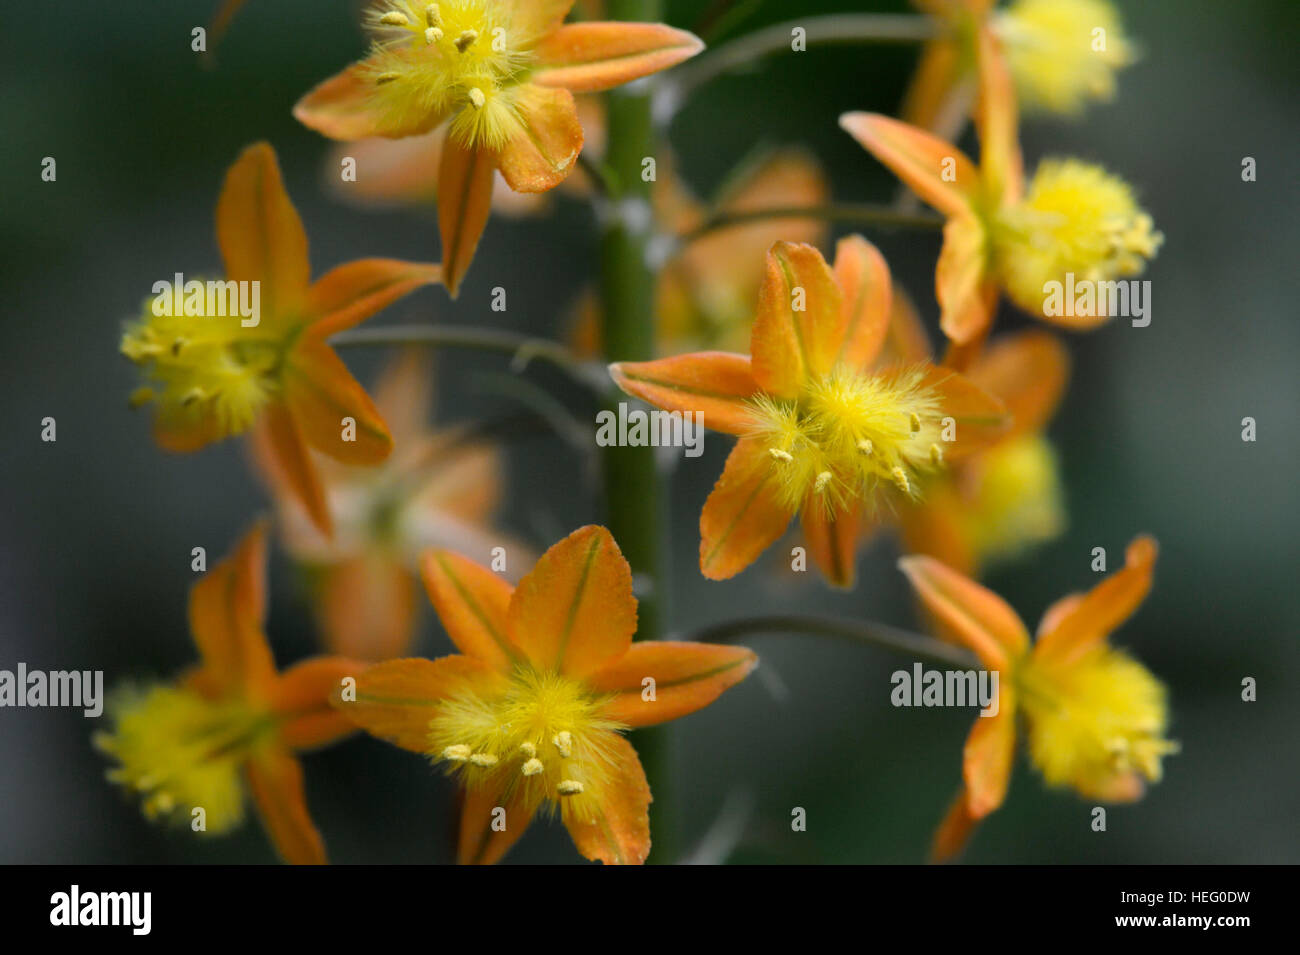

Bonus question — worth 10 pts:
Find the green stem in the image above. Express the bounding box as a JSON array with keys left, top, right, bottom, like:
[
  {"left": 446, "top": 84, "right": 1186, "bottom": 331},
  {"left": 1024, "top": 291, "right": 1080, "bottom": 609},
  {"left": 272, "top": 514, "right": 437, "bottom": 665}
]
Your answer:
[
  {"left": 686, "top": 615, "right": 978, "bottom": 669},
  {"left": 679, "top": 203, "right": 943, "bottom": 246},
  {"left": 656, "top": 13, "right": 937, "bottom": 121},
  {"left": 600, "top": 0, "right": 676, "bottom": 865}
]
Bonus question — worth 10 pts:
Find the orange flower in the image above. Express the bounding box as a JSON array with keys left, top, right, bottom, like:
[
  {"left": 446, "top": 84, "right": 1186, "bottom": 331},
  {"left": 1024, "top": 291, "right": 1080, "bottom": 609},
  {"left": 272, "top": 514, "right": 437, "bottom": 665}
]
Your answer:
[
  {"left": 842, "top": 26, "right": 1160, "bottom": 352},
  {"left": 335, "top": 525, "right": 757, "bottom": 864},
  {"left": 252, "top": 349, "right": 523, "bottom": 661},
  {"left": 899, "top": 536, "right": 1177, "bottom": 861},
  {"left": 121, "top": 143, "right": 440, "bottom": 537},
  {"left": 294, "top": 1, "right": 704, "bottom": 294},
  {"left": 611, "top": 238, "right": 1007, "bottom": 587},
  {"left": 885, "top": 294, "right": 1070, "bottom": 575},
  {"left": 95, "top": 523, "right": 364, "bottom": 865}
]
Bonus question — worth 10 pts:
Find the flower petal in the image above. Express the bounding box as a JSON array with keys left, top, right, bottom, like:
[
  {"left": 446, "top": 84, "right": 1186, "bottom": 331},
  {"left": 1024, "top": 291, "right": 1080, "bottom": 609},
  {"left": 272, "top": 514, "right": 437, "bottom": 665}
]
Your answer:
[
  {"left": 216, "top": 142, "right": 310, "bottom": 324},
  {"left": 832, "top": 234, "right": 892, "bottom": 372},
  {"left": 801, "top": 499, "right": 865, "bottom": 589},
  {"left": 751, "top": 241, "right": 843, "bottom": 396},
  {"left": 898, "top": 479, "right": 978, "bottom": 577},
  {"left": 496, "top": 84, "right": 584, "bottom": 193},
  {"left": 188, "top": 521, "right": 277, "bottom": 697},
  {"left": 282, "top": 336, "right": 393, "bottom": 466},
  {"left": 457, "top": 777, "right": 537, "bottom": 865},
  {"left": 881, "top": 287, "right": 935, "bottom": 366},
  {"left": 973, "top": 25, "right": 1023, "bottom": 204},
  {"left": 916, "top": 363, "right": 1008, "bottom": 459},
  {"left": 274, "top": 656, "right": 367, "bottom": 750},
  {"left": 307, "top": 258, "right": 441, "bottom": 339},
  {"left": 294, "top": 56, "right": 447, "bottom": 141},
  {"left": 337, "top": 656, "right": 505, "bottom": 754},
  {"left": 897, "top": 554, "right": 1029, "bottom": 669},
  {"left": 586, "top": 641, "right": 757, "bottom": 728},
  {"left": 1034, "top": 536, "right": 1158, "bottom": 664},
  {"left": 700, "top": 438, "right": 795, "bottom": 580},
  {"left": 532, "top": 23, "right": 704, "bottom": 92},
  {"left": 507, "top": 0, "right": 575, "bottom": 42},
  {"left": 963, "top": 701, "right": 1017, "bottom": 818},
  {"left": 246, "top": 746, "right": 326, "bottom": 865},
  {"left": 839, "top": 112, "right": 979, "bottom": 218},
  {"left": 254, "top": 404, "right": 332, "bottom": 537},
  {"left": 438, "top": 137, "right": 495, "bottom": 297},
  {"left": 316, "top": 556, "right": 418, "bottom": 661},
  {"left": 936, "top": 213, "right": 995, "bottom": 345},
  {"left": 563, "top": 734, "right": 651, "bottom": 865},
  {"left": 608, "top": 352, "right": 761, "bottom": 436},
  {"left": 421, "top": 549, "right": 520, "bottom": 672},
  {"left": 967, "top": 331, "right": 1069, "bottom": 440},
  {"left": 507, "top": 526, "right": 637, "bottom": 679},
  {"left": 930, "top": 787, "right": 980, "bottom": 864}
]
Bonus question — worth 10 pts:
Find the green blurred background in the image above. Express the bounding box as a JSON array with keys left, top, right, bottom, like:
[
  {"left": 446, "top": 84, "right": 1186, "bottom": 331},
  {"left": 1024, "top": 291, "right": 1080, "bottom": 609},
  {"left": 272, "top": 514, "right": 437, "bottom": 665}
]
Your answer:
[{"left": 1, "top": 0, "right": 1296, "bottom": 863}]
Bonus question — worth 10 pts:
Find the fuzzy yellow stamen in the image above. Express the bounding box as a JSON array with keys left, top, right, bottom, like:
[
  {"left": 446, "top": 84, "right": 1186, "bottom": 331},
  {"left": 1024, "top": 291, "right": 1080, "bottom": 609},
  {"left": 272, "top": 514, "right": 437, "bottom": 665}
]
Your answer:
[
  {"left": 468, "top": 87, "right": 486, "bottom": 109},
  {"left": 769, "top": 448, "right": 794, "bottom": 463},
  {"left": 469, "top": 752, "right": 499, "bottom": 767},
  {"left": 521, "top": 758, "right": 544, "bottom": 776},
  {"left": 891, "top": 467, "right": 911, "bottom": 493},
  {"left": 519, "top": 741, "right": 536, "bottom": 758},
  {"left": 858, "top": 438, "right": 873, "bottom": 455},
  {"left": 552, "top": 730, "right": 573, "bottom": 758},
  {"left": 380, "top": 11, "right": 411, "bottom": 26},
  {"left": 425, "top": 3, "right": 441, "bottom": 27},
  {"left": 442, "top": 744, "right": 472, "bottom": 761},
  {"left": 425, "top": 27, "right": 442, "bottom": 44},
  {"left": 454, "top": 29, "right": 479, "bottom": 52}
]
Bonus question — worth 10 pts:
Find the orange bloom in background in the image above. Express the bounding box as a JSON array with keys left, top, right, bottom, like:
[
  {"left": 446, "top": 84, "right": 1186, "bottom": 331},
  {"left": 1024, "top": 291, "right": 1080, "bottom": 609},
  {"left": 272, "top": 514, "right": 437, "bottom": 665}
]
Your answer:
[
  {"left": 95, "top": 523, "right": 365, "bottom": 865},
  {"left": 886, "top": 294, "right": 1069, "bottom": 575},
  {"left": 842, "top": 26, "right": 1160, "bottom": 354},
  {"left": 294, "top": 1, "right": 705, "bottom": 295},
  {"left": 120, "top": 142, "right": 440, "bottom": 537},
  {"left": 252, "top": 349, "right": 523, "bottom": 661},
  {"left": 335, "top": 525, "right": 757, "bottom": 864},
  {"left": 572, "top": 148, "right": 829, "bottom": 358},
  {"left": 899, "top": 536, "right": 1177, "bottom": 861},
  {"left": 612, "top": 238, "right": 1007, "bottom": 588}
]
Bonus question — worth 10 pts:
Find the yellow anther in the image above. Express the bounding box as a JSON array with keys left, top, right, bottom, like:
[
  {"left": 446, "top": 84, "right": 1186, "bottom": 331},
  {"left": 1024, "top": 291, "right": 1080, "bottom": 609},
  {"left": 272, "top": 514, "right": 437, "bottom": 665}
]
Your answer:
[
  {"left": 441, "top": 744, "right": 471, "bottom": 762},
  {"left": 521, "top": 758, "right": 544, "bottom": 777},
  {"left": 468, "top": 87, "right": 486, "bottom": 109},
  {"left": 768, "top": 448, "right": 794, "bottom": 463},
  {"left": 375, "top": 72, "right": 401, "bottom": 85},
  {"left": 469, "top": 752, "right": 499, "bottom": 768},
  {"left": 814, "top": 470, "right": 833, "bottom": 493},
  {"left": 929, "top": 443, "right": 944, "bottom": 466},
  {"left": 857, "top": 439, "right": 873, "bottom": 455},
  {"left": 425, "top": 27, "right": 443, "bottom": 44},
  {"left": 519, "top": 742, "right": 536, "bottom": 759},
  {"left": 379, "top": 11, "right": 410, "bottom": 26},
  {"left": 425, "top": 4, "right": 441, "bottom": 27},
  {"left": 909, "top": 412, "right": 922, "bottom": 433},
  {"left": 552, "top": 731, "right": 573, "bottom": 758},
  {"left": 557, "top": 780, "right": 584, "bottom": 796},
  {"left": 891, "top": 467, "right": 911, "bottom": 493},
  {"left": 454, "top": 29, "right": 479, "bottom": 52}
]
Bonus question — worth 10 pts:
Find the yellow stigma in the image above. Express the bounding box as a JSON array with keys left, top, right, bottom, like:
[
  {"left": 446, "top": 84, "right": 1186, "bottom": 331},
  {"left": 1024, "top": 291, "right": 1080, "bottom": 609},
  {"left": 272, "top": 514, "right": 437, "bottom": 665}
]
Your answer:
[
  {"left": 960, "top": 434, "right": 1066, "bottom": 567},
  {"left": 748, "top": 365, "right": 948, "bottom": 516},
  {"left": 1017, "top": 644, "right": 1177, "bottom": 799},
  {"left": 94, "top": 685, "right": 273, "bottom": 834},
  {"left": 996, "top": 0, "right": 1136, "bottom": 115},
  {"left": 426, "top": 668, "right": 626, "bottom": 821},
  {"left": 993, "top": 158, "right": 1162, "bottom": 316},
  {"left": 362, "top": 0, "right": 529, "bottom": 151},
  {"left": 120, "top": 290, "right": 280, "bottom": 443}
]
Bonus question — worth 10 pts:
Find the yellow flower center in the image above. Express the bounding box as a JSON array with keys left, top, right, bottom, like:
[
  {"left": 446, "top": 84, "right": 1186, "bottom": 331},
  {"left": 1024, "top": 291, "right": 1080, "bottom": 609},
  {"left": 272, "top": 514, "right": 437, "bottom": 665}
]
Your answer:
[
  {"left": 747, "top": 365, "right": 948, "bottom": 516},
  {"left": 94, "top": 686, "right": 276, "bottom": 832},
  {"left": 1016, "top": 645, "right": 1178, "bottom": 799},
  {"left": 992, "top": 158, "right": 1162, "bottom": 315},
  {"left": 996, "top": 0, "right": 1135, "bottom": 115},
  {"left": 363, "top": 1, "right": 533, "bottom": 150},
  {"left": 958, "top": 434, "right": 1066, "bottom": 567},
  {"left": 427, "top": 667, "right": 625, "bottom": 820},
  {"left": 121, "top": 296, "right": 283, "bottom": 441}
]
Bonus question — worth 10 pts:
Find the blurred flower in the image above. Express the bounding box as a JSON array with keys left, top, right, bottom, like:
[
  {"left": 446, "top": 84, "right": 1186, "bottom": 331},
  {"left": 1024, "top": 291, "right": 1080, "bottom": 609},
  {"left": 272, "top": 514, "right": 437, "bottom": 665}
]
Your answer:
[
  {"left": 94, "top": 523, "right": 364, "bottom": 864},
  {"left": 899, "top": 536, "right": 1177, "bottom": 861},
  {"left": 121, "top": 142, "right": 440, "bottom": 537},
  {"left": 252, "top": 349, "right": 520, "bottom": 661},
  {"left": 294, "top": 1, "right": 704, "bottom": 294},
  {"left": 572, "top": 148, "right": 829, "bottom": 357},
  {"left": 886, "top": 294, "right": 1069, "bottom": 575},
  {"left": 903, "top": 0, "right": 1136, "bottom": 141},
  {"left": 843, "top": 26, "right": 1160, "bottom": 352},
  {"left": 611, "top": 238, "right": 1007, "bottom": 587},
  {"left": 335, "top": 525, "right": 757, "bottom": 864}
]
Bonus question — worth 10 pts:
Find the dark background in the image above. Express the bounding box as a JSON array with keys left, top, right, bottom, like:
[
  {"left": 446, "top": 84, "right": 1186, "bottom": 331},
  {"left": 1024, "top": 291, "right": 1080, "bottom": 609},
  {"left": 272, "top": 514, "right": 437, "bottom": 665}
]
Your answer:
[{"left": 1, "top": 0, "right": 1296, "bottom": 863}]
